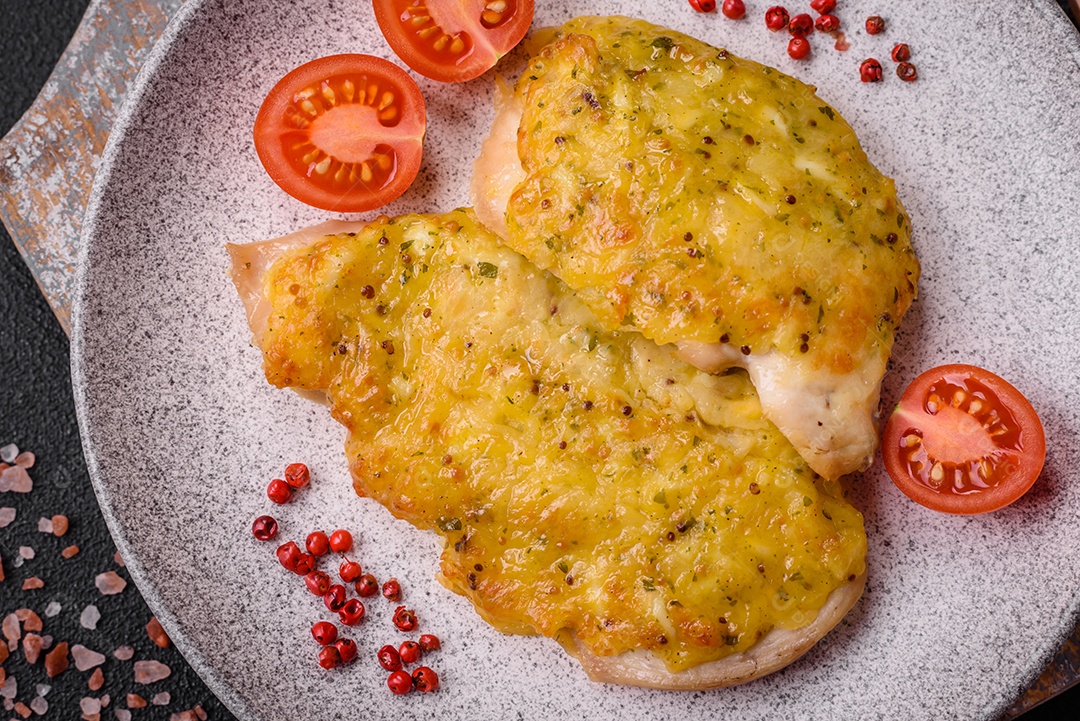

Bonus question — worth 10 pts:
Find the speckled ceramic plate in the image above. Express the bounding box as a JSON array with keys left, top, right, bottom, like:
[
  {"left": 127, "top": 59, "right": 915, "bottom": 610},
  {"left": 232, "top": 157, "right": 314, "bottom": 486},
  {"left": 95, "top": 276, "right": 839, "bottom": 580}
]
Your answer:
[{"left": 71, "top": 1, "right": 1080, "bottom": 719}]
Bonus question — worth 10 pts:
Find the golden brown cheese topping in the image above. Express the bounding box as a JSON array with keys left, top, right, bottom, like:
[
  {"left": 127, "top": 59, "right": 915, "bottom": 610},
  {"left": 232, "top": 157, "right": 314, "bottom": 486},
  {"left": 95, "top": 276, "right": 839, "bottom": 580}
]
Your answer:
[
  {"left": 504, "top": 17, "right": 919, "bottom": 374},
  {"left": 256, "top": 209, "right": 865, "bottom": 671}
]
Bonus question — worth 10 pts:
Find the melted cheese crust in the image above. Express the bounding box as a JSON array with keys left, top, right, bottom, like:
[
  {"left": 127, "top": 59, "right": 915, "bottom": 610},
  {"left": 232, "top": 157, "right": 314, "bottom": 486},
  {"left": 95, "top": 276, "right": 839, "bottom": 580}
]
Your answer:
[
  {"left": 473, "top": 17, "right": 920, "bottom": 480},
  {"left": 252, "top": 210, "right": 865, "bottom": 672}
]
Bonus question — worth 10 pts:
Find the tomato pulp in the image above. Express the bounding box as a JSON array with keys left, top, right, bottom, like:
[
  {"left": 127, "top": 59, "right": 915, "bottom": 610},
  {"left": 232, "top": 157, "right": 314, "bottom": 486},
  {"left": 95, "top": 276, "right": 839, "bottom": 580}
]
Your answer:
[
  {"left": 372, "top": 0, "right": 535, "bottom": 82},
  {"left": 881, "top": 364, "right": 1045, "bottom": 514},
  {"left": 253, "top": 54, "right": 426, "bottom": 212}
]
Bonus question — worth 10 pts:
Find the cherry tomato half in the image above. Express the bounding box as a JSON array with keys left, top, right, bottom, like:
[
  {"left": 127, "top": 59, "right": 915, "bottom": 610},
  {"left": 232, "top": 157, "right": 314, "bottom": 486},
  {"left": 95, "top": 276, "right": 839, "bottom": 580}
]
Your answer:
[
  {"left": 253, "top": 54, "right": 426, "bottom": 212},
  {"left": 372, "top": 0, "right": 535, "bottom": 83},
  {"left": 881, "top": 364, "right": 1046, "bottom": 515}
]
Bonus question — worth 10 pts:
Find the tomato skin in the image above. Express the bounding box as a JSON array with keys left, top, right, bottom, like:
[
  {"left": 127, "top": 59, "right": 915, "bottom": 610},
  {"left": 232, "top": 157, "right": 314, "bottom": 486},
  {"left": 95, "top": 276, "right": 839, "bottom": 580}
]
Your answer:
[
  {"left": 372, "top": 0, "right": 535, "bottom": 83},
  {"left": 882, "top": 364, "right": 1046, "bottom": 515},
  {"left": 253, "top": 54, "right": 426, "bottom": 212}
]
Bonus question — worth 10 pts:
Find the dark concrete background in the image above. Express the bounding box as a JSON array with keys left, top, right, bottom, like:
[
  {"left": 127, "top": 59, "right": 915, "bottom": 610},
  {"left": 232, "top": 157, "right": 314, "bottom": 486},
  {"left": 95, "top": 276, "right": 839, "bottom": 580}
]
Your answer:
[{"left": 1, "top": 2, "right": 1076, "bottom": 720}]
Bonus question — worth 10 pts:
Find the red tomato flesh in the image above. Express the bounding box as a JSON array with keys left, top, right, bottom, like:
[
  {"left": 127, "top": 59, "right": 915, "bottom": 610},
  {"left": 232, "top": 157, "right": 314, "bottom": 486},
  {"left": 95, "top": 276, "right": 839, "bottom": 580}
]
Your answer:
[
  {"left": 882, "top": 364, "right": 1046, "bottom": 514},
  {"left": 253, "top": 54, "right": 426, "bottom": 212},
  {"left": 373, "top": 0, "right": 535, "bottom": 83}
]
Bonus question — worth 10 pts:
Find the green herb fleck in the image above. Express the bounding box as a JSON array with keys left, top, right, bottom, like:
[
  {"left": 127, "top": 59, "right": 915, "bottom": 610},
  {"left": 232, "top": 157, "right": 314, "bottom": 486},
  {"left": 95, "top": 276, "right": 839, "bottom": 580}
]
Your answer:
[{"left": 477, "top": 262, "right": 498, "bottom": 278}]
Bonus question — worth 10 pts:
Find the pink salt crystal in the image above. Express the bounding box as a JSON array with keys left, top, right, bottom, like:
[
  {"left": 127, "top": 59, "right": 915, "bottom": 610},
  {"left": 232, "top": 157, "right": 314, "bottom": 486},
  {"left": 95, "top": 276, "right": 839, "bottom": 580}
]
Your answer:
[
  {"left": 14, "top": 609, "right": 42, "bottom": 632},
  {"left": 22, "top": 633, "right": 42, "bottom": 664},
  {"left": 115, "top": 710, "right": 131, "bottom": 721},
  {"left": 0, "top": 444, "right": 17, "bottom": 463},
  {"left": 113, "top": 552, "right": 125, "bottom": 568},
  {"left": 95, "top": 572, "right": 126, "bottom": 596},
  {"left": 44, "top": 602, "right": 61, "bottom": 618},
  {"left": 3, "top": 696, "right": 12, "bottom": 710},
  {"left": 2, "top": 614, "right": 20, "bottom": 644},
  {"left": 88, "top": 668, "right": 104, "bottom": 691},
  {"left": 0, "top": 465, "right": 32, "bottom": 493},
  {"left": 0, "top": 507, "right": 15, "bottom": 527},
  {"left": 169, "top": 712, "right": 199, "bottom": 721},
  {"left": 113, "top": 646, "right": 134, "bottom": 661},
  {"left": 37, "top": 518, "right": 53, "bottom": 534},
  {"left": 29, "top": 695, "right": 47, "bottom": 715},
  {"left": 13, "top": 700, "right": 31, "bottom": 718},
  {"left": 151, "top": 692, "right": 170, "bottom": 705},
  {"left": 22, "top": 577, "right": 44, "bottom": 590},
  {"left": 1, "top": 674, "right": 16, "bottom": 699},
  {"left": 101, "top": 694, "right": 110, "bottom": 707},
  {"left": 71, "top": 645, "right": 106, "bottom": 671},
  {"left": 194, "top": 705, "right": 207, "bottom": 720},
  {"left": 126, "top": 693, "right": 146, "bottom": 708},
  {"left": 133, "top": 660, "right": 171, "bottom": 684},
  {"left": 61, "top": 545, "right": 80, "bottom": 559},
  {"left": 19, "top": 546, "right": 35, "bottom": 560},
  {"left": 40, "top": 635, "right": 52, "bottom": 650},
  {"left": 51, "top": 515, "right": 69, "bottom": 537},
  {"left": 80, "top": 697, "right": 102, "bottom": 715},
  {"left": 14, "top": 452, "right": 35, "bottom": 469},
  {"left": 80, "top": 606, "right": 101, "bottom": 631}
]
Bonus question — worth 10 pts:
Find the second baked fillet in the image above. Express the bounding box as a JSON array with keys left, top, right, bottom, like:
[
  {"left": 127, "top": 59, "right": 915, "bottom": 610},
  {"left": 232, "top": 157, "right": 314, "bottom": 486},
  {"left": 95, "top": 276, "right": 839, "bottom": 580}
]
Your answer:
[{"left": 472, "top": 16, "right": 920, "bottom": 480}]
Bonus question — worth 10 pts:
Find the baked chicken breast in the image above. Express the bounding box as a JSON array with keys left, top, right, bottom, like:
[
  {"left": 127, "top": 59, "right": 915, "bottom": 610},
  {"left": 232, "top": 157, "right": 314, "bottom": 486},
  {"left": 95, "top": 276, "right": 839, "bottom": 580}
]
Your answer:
[
  {"left": 227, "top": 209, "right": 866, "bottom": 687},
  {"left": 471, "top": 17, "right": 920, "bottom": 480}
]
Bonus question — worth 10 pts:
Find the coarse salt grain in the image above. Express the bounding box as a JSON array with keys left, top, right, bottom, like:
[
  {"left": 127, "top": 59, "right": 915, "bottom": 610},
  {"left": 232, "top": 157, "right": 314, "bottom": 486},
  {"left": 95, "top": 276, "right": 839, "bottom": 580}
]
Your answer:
[
  {"left": 101, "top": 693, "right": 110, "bottom": 707},
  {"left": 80, "top": 606, "right": 101, "bottom": 631},
  {"left": 51, "top": 515, "right": 69, "bottom": 537},
  {"left": 44, "top": 602, "right": 61, "bottom": 618},
  {"left": 40, "top": 634, "right": 52, "bottom": 651},
  {"left": 2, "top": 614, "right": 20, "bottom": 644},
  {"left": 1, "top": 675, "right": 16, "bottom": 699},
  {"left": 169, "top": 712, "right": 199, "bottom": 721},
  {"left": 22, "top": 633, "right": 42, "bottom": 664},
  {"left": 113, "top": 551, "right": 125, "bottom": 568},
  {"left": 13, "top": 554, "right": 24, "bottom": 568},
  {"left": 146, "top": 617, "right": 170, "bottom": 648},
  {"left": 44, "top": 642, "right": 69, "bottom": 678},
  {"left": 113, "top": 646, "right": 134, "bottom": 661},
  {"left": 61, "top": 545, "right": 80, "bottom": 559},
  {"left": 151, "top": 692, "right": 170, "bottom": 706},
  {"left": 0, "top": 507, "right": 14, "bottom": 527},
  {"left": 19, "top": 546, "right": 35, "bottom": 560},
  {"left": 15, "top": 609, "right": 42, "bottom": 632},
  {"left": 14, "top": 452, "right": 34, "bottom": 469},
  {"left": 0, "top": 444, "right": 17, "bottom": 463},
  {"left": 29, "top": 695, "right": 47, "bottom": 715},
  {"left": 37, "top": 517, "right": 53, "bottom": 533},
  {"left": 22, "top": 577, "right": 44, "bottom": 590},
  {"left": 126, "top": 693, "right": 146, "bottom": 708},
  {"left": 71, "top": 645, "right": 105, "bottom": 671},
  {"left": 88, "top": 668, "right": 104, "bottom": 691},
  {"left": 14, "top": 700, "right": 30, "bottom": 718},
  {"left": 95, "top": 571, "right": 126, "bottom": 596},
  {"left": 115, "top": 710, "right": 131, "bottom": 721},
  {"left": 0, "top": 465, "right": 32, "bottom": 493},
  {"left": 35, "top": 684, "right": 50, "bottom": 697},
  {"left": 80, "top": 696, "right": 102, "bottom": 715},
  {"left": 194, "top": 705, "right": 207, "bottom": 720},
  {"left": 133, "top": 660, "right": 171, "bottom": 684}
]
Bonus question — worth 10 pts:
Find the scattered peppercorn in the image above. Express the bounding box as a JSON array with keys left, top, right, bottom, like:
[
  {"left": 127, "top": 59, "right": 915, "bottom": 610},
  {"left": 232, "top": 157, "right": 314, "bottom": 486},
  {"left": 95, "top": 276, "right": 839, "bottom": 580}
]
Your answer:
[
  {"left": 399, "top": 640, "right": 422, "bottom": 664},
  {"left": 284, "top": 463, "right": 310, "bottom": 488},
  {"left": 865, "top": 16, "right": 885, "bottom": 34},
  {"left": 891, "top": 43, "right": 911, "bottom": 62},
  {"left": 306, "top": 531, "right": 330, "bottom": 556},
  {"left": 383, "top": 578, "right": 402, "bottom": 601},
  {"left": 251, "top": 515, "right": 278, "bottom": 541},
  {"left": 689, "top": 0, "right": 716, "bottom": 12},
  {"left": 412, "top": 666, "right": 439, "bottom": 693},
  {"left": 787, "top": 37, "right": 811, "bottom": 60},
  {"left": 266, "top": 478, "right": 292, "bottom": 504},
  {"left": 788, "top": 13, "right": 813, "bottom": 36},
  {"left": 379, "top": 644, "right": 404, "bottom": 671},
  {"left": 356, "top": 573, "right": 380, "bottom": 597},
  {"left": 860, "top": 58, "right": 884, "bottom": 82},
  {"left": 810, "top": 0, "right": 835, "bottom": 12},
  {"left": 387, "top": 669, "right": 414, "bottom": 694},
  {"left": 814, "top": 14, "right": 839, "bottom": 33},
  {"left": 721, "top": 0, "right": 745, "bottom": 20},
  {"left": 765, "top": 6, "right": 790, "bottom": 31},
  {"left": 393, "top": 606, "right": 419, "bottom": 632},
  {"left": 896, "top": 62, "right": 917, "bottom": 82}
]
